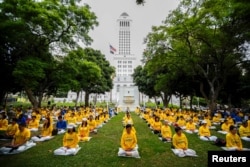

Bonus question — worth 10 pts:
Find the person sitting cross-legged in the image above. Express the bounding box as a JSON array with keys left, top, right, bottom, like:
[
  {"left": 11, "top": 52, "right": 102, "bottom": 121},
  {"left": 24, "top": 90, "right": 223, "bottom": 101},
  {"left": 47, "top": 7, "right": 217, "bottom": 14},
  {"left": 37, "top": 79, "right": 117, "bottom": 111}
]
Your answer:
[
  {"left": 78, "top": 118, "right": 91, "bottom": 142},
  {"left": 217, "top": 120, "right": 230, "bottom": 135},
  {"left": 27, "top": 115, "right": 39, "bottom": 132},
  {"left": 31, "top": 117, "right": 53, "bottom": 142},
  {"left": 222, "top": 125, "right": 250, "bottom": 151},
  {"left": 171, "top": 126, "right": 197, "bottom": 157},
  {"left": 55, "top": 115, "right": 67, "bottom": 135},
  {"left": 54, "top": 124, "right": 80, "bottom": 156},
  {"left": 159, "top": 120, "right": 172, "bottom": 142},
  {"left": 0, "top": 123, "right": 36, "bottom": 154},
  {"left": 198, "top": 120, "right": 217, "bottom": 141},
  {"left": 185, "top": 119, "right": 198, "bottom": 134},
  {"left": 118, "top": 123, "right": 140, "bottom": 158},
  {"left": 0, "top": 118, "right": 19, "bottom": 140},
  {"left": 238, "top": 120, "right": 250, "bottom": 142}
]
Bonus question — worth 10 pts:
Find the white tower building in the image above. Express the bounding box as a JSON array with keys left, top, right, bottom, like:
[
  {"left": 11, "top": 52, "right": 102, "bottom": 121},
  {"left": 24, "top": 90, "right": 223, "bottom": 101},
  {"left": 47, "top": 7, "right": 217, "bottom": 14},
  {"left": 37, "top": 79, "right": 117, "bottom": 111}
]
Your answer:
[{"left": 111, "top": 12, "right": 139, "bottom": 111}]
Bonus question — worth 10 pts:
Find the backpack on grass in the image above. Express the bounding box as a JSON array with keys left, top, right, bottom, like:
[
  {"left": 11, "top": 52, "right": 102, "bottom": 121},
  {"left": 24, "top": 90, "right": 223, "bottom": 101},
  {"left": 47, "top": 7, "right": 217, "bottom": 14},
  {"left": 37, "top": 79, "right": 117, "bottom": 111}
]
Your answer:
[{"left": 214, "top": 138, "right": 226, "bottom": 146}]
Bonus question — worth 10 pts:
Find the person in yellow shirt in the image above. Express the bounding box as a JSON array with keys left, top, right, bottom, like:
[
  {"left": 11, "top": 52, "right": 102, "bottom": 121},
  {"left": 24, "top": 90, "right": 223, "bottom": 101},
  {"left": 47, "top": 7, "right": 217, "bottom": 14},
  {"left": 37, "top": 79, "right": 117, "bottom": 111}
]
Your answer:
[
  {"left": 0, "top": 114, "right": 8, "bottom": 131},
  {"left": 227, "top": 116, "right": 235, "bottom": 126},
  {"left": 118, "top": 124, "right": 140, "bottom": 158},
  {"left": 0, "top": 123, "right": 36, "bottom": 154},
  {"left": 185, "top": 119, "right": 198, "bottom": 134},
  {"left": 218, "top": 120, "right": 230, "bottom": 134},
  {"left": 67, "top": 113, "right": 77, "bottom": 127},
  {"left": 152, "top": 116, "right": 162, "bottom": 134},
  {"left": 76, "top": 112, "right": 83, "bottom": 125},
  {"left": 238, "top": 121, "right": 250, "bottom": 142},
  {"left": 198, "top": 120, "right": 217, "bottom": 141},
  {"left": 31, "top": 117, "right": 53, "bottom": 142},
  {"left": 225, "top": 125, "right": 244, "bottom": 151},
  {"left": 78, "top": 118, "right": 91, "bottom": 142},
  {"left": 172, "top": 126, "right": 197, "bottom": 157},
  {"left": 122, "top": 120, "right": 136, "bottom": 135},
  {"left": 204, "top": 115, "right": 216, "bottom": 129},
  {"left": 176, "top": 116, "right": 186, "bottom": 130},
  {"left": 160, "top": 120, "right": 172, "bottom": 142},
  {"left": 88, "top": 115, "right": 97, "bottom": 133},
  {"left": 54, "top": 124, "right": 80, "bottom": 155},
  {"left": 212, "top": 114, "right": 221, "bottom": 125},
  {"left": 123, "top": 113, "right": 133, "bottom": 127},
  {"left": 0, "top": 118, "right": 19, "bottom": 140},
  {"left": 28, "top": 115, "right": 39, "bottom": 132}
]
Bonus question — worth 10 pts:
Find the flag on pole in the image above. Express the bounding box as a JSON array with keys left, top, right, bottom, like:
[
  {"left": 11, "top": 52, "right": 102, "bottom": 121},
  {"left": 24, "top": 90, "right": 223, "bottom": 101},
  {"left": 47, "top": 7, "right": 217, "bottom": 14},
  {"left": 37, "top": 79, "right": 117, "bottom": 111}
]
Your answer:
[{"left": 110, "top": 44, "right": 117, "bottom": 54}]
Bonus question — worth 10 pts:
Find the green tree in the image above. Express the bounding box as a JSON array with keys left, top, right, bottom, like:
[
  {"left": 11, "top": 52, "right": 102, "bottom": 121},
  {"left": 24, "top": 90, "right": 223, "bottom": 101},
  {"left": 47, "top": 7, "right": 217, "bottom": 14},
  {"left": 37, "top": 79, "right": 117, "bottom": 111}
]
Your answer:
[
  {"left": 62, "top": 47, "right": 114, "bottom": 107},
  {"left": 143, "top": 0, "right": 250, "bottom": 111},
  {"left": 0, "top": 0, "right": 98, "bottom": 107}
]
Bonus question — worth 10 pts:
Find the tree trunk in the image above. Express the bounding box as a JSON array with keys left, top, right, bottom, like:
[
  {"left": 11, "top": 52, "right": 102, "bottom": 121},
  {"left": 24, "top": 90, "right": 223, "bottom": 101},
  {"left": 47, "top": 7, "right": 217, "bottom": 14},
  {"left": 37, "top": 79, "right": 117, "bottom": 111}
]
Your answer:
[
  {"left": 179, "top": 94, "right": 182, "bottom": 109},
  {"left": 25, "top": 88, "right": 39, "bottom": 109},
  {"left": 75, "top": 91, "right": 80, "bottom": 107},
  {"left": 0, "top": 90, "right": 6, "bottom": 106},
  {"left": 85, "top": 91, "right": 90, "bottom": 107},
  {"left": 190, "top": 95, "right": 193, "bottom": 109}
]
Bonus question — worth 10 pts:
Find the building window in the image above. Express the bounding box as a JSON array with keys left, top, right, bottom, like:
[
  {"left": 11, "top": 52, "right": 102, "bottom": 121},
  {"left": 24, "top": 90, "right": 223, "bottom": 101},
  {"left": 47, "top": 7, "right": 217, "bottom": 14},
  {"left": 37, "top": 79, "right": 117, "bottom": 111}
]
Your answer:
[{"left": 117, "top": 85, "right": 120, "bottom": 92}]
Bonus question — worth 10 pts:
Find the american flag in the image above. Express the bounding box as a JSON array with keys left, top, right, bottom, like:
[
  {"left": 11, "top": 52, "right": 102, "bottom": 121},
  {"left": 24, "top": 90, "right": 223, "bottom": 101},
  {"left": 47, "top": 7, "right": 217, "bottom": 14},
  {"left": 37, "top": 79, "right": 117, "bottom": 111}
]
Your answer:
[{"left": 110, "top": 44, "right": 117, "bottom": 54}]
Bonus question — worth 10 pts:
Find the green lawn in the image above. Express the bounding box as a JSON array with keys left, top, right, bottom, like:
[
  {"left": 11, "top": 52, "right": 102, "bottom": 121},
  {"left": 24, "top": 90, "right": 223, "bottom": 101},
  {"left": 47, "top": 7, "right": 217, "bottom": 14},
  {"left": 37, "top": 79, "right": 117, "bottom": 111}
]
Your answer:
[{"left": 0, "top": 112, "right": 249, "bottom": 167}]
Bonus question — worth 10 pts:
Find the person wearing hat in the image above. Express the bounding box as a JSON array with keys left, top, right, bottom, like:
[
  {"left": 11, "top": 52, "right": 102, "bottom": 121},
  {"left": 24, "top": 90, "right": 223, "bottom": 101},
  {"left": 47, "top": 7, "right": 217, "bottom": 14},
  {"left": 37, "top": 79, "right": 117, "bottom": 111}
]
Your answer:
[
  {"left": 28, "top": 114, "right": 39, "bottom": 132},
  {"left": 78, "top": 118, "right": 91, "bottom": 142},
  {"left": 172, "top": 126, "right": 197, "bottom": 157},
  {"left": 160, "top": 120, "right": 172, "bottom": 142},
  {"left": 217, "top": 120, "right": 230, "bottom": 135},
  {"left": 212, "top": 114, "right": 220, "bottom": 125},
  {"left": 0, "top": 123, "right": 33, "bottom": 154},
  {"left": 54, "top": 123, "right": 80, "bottom": 155},
  {"left": 0, "top": 118, "right": 19, "bottom": 140},
  {"left": 185, "top": 119, "right": 198, "bottom": 134},
  {"left": 198, "top": 120, "right": 217, "bottom": 141},
  {"left": 238, "top": 120, "right": 250, "bottom": 142},
  {"left": 118, "top": 124, "right": 140, "bottom": 158}
]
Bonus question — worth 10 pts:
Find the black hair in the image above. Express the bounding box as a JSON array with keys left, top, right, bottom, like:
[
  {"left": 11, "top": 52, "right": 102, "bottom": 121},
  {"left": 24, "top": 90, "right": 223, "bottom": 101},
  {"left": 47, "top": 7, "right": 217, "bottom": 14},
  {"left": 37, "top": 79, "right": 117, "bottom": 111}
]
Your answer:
[
  {"left": 229, "top": 125, "right": 236, "bottom": 131},
  {"left": 126, "top": 124, "right": 132, "bottom": 129},
  {"left": 175, "top": 126, "right": 182, "bottom": 133}
]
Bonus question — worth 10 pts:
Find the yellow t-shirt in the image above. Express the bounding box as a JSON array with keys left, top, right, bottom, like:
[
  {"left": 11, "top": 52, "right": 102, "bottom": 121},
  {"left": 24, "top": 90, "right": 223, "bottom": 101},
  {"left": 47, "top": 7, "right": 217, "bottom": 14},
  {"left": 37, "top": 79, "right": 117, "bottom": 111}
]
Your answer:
[
  {"left": 28, "top": 120, "right": 39, "bottom": 129},
  {"left": 14, "top": 128, "right": 31, "bottom": 145},
  {"left": 199, "top": 126, "right": 211, "bottom": 137},
  {"left": 221, "top": 123, "right": 230, "bottom": 132},
  {"left": 121, "top": 131, "right": 137, "bottom": 150},
  {"left": 226, "top": 133, "right": 242, "bottom": 149},
  {"left": 78, "top": 126, "right": 90, "bottom": 138},
  {"left": 152, "top": 121, "right": 162, "bottom": 131},
  {"left": 0, "top": 119, "right": 8, "bottom": 130},
  {"left": 161, "top": 125, "right": 172, "bottom": 138},
  {"left": 177, "top": 119, "right": 186, "bottom": 127},
  {"left": 172, "top": 133, "right": 188, "bottom": 149},
  {"left": 41, "top": 126, "right": 52, "bottom": 137},
  {"left": 186, "top": 122, "right": 196, "bottom": 130},
  {"left": 63, "top": 132, "right": 79, "bottom": 148},
  {"left": 239, "top": 126, "right": 250, "bottom": 137},
  {"left": 6, "top": 123, "right": 19, "bottom": 136},
  {"left": 88, "top": 120, "right": 96, "bottom": 130}
]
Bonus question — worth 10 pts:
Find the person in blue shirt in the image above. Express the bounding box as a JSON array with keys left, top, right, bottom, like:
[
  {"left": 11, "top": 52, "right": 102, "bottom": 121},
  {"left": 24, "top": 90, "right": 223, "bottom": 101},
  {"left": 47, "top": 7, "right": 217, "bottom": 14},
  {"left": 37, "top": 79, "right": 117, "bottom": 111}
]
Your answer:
[{"left": 56, "top": 115, "right": 67, "bottom": 134}]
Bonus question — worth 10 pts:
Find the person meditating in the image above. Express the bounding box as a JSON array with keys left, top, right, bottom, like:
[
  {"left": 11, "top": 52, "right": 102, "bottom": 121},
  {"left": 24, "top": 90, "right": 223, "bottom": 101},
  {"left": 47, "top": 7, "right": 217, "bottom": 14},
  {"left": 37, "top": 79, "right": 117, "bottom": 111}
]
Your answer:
[
  {"left": 0, "top": 118, "right": 19, "bottom": 140},
  {"left": 185, "top": 119, "right": 198, "bottom": 134},
  {"left": 118, "top": 123, "right": 140, "bottom": 158},
  {"left": 78, "top": 118, "right": 91, "bottom": 142},
  {"left": 54, "top": 124, "right": 80, "bottom": 156},
  {"left": 198, "top": 120, "right": 217, "bottom": 141},
  {"left": 159, "top": 120, "right": 172, "bottom": 142},
  {"left": 31, "top": 117, "right": 53, "bottom": 142},
  {"left": 238, "top": 120, "right": 250, "bottom": 142},
  {"left": 55, "top": 115, "right": 67, "bottom": 135},
  {"left": 0, "top": 123, "right": 35, "bottom": 154},
  {"left": 172, "top": 126, "right": 197, "bottom": 157},
  {"left": 28, "top": 115, "right": 39, "bottom": 132}
]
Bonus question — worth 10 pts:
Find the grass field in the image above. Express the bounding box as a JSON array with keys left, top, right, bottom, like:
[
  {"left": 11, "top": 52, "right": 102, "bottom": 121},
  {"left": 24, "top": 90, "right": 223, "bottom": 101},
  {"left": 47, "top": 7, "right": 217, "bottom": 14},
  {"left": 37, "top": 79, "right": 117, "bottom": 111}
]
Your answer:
[{"left": 0, "top": 112, "right": 249, "bottom": 167}]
